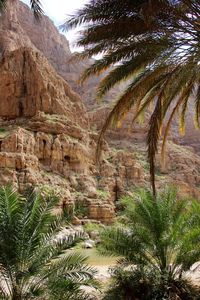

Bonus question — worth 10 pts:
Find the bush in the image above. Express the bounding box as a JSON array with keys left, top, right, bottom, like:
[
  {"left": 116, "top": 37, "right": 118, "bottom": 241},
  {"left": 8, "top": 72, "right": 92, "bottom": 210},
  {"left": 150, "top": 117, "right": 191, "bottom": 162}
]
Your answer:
[
  {"left": 97, "top": 189, "right": 110, "bottom": 200},
  {"left": 103, "top": 266, "right": 200, "bottom": 300},
  {"left": 99, "top": 187, "right": 200, "bottom": 300},
  {"left": 84, "top": 222, "right": 103, "bottom": 234},
  {"left": 74, "top": 200, "right": 89, "bottom": 218}
]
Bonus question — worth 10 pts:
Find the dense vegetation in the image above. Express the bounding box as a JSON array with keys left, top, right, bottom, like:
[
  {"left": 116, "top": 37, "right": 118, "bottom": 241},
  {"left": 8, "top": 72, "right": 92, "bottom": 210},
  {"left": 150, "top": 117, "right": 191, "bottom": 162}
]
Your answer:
[
  {"left": 63, "top": 0, "right": 200, "bottom": 194},
  {"left": 0, "top": 185, "right": 199, "bottom": 299},
  {"left": 0, "top": 186, "right": 98, "bottom": 300},
  {"left": 99, "top": 188, "right": 200, "bottom": 299}
]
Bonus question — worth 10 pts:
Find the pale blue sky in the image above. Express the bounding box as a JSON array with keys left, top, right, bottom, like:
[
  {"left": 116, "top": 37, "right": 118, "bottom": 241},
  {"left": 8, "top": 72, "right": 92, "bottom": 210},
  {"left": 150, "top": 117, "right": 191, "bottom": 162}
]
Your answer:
[{"left": 21, "top": 0, "right": 89, "bottom": 50}]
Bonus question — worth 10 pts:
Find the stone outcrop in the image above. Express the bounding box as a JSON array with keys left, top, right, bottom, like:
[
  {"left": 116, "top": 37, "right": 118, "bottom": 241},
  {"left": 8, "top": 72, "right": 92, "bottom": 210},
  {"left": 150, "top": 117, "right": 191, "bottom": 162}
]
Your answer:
[
  {"left": 0, "top": 45, "right": 145, "bottom": 223},
  {"left": 0, "top": 0, "right": 199, "bottom": 226},
  {"left": 0, "top": 48, "right": 88, "bottom": 123},
  {"left": 7, "top": 0, "right": 200, "bottom": 150}
]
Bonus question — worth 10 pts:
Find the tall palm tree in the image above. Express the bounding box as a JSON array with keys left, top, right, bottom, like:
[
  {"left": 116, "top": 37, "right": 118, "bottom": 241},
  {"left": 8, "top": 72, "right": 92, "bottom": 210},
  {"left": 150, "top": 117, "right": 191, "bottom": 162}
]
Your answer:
[
  {"left": 0, "top": 186, "right": 98, "bottom": 299},
  {"left": 62, "top": 0, "right": 200, "bottom": 195},
  {"left": 99, "top": 188, "right": 200, "bottom": 299}
]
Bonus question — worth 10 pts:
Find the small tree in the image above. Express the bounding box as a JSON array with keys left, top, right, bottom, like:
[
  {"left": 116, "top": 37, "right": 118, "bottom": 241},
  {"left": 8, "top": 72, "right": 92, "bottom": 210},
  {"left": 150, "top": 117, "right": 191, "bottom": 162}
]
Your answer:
[
  {"left": 99, "top": 187, "right": 200, "bottom": 299},
  {"left": 0, "top": 186, "right": 98, "bottom": 299}
]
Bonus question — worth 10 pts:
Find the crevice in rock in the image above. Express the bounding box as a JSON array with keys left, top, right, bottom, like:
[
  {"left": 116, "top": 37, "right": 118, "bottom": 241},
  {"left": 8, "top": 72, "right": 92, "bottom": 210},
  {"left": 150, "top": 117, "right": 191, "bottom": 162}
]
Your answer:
[
  {"left": 64, "top": 155, "right": 70, "bottom": 162},
  {"left": 19, "top": 50, "right": 27, "bottom": 117},
  {"left": 42, "top": 139, "right": 46, "bottom": 160}
]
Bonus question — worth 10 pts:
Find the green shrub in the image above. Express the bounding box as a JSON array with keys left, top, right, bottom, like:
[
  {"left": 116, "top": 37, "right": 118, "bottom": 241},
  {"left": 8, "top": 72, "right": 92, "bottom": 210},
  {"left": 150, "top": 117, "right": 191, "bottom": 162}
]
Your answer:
[
  {"left": 84, "top": 222, "right": 103, "bottom": 234},
  {"left": 99, "top": 187, "right": 200, "bottom": 300},
  {"left": 103, "top": 266, "right": 200, "bottom": 300},
  {"left": 97, "top": 189, "right": 110, "bottom": 200},
  {"left": 74, "top": 200, "right": 88, "bottom": 218}
]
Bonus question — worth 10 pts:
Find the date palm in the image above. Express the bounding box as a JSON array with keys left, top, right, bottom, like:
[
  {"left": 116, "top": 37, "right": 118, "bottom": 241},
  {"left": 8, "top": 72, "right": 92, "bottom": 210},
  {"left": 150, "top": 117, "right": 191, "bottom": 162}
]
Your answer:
[
  {"left": 63, "top": 0, "right": 200, "bottom": 195},
  {"left": 0, "top": 186, "right": 98, "bottom": 300},
  {"left": 99, "top": 188, "right": 200, "bottom": 299}
]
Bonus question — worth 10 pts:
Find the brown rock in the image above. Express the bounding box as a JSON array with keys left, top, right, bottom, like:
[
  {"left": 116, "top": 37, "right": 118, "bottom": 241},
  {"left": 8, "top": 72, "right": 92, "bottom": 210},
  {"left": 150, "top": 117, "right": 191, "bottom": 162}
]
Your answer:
[{"left": 72, "top": 216, "right": 82, "bottom": 226}]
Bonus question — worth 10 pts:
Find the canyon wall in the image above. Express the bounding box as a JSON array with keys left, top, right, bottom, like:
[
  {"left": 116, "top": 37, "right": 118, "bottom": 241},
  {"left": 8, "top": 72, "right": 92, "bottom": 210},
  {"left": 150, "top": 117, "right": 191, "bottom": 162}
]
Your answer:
[{"left": 0, "top": 0, "right": 199, "bottom": 224}]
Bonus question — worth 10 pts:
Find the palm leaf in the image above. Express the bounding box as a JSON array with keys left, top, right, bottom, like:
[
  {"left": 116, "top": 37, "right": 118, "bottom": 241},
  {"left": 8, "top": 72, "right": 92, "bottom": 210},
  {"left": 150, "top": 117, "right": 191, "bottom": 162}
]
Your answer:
[
  {"left": 0, "top": 187, "right": 98, "bottom": 298},
  {"left": 64, "top": 0, "right": 200, "bottom": 194},
  {"left": 194, "top": 83, "right": 200, "bottom": 128},
  {"left": 30, "top": 0, "right": 44, "bottom": 20}
]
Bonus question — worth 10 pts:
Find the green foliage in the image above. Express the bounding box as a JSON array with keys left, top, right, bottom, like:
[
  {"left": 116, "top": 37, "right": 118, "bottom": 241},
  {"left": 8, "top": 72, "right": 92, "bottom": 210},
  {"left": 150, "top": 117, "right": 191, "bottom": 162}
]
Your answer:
[
  {"left": 96, "top": 189, "right": 110, "bottom": 200},
  {"left": 91, "top": 124, "right": 97, "bottom": 132},
  {"left": 74, "top": 200, "right": 88, "bottom": 218},
  {"left": 59, "top": 197, "right": 89, "bottom": 221},
  {"left": 0, "top": 0, "right": 6, "bottom": 10},
  {"left": 83, "top": 222, "right": 103, "bottom": 234},
  {"left": 155, "top": 166, "right": 163, "bottom": 176},
  {"left": 63, "top": 0, "right": 200, "bottom": 194},
  {"left": 103, "top": 266, "right": 200, "bottom": 300},
  {"left": 99, "top": 187, "right": 200, "bottom": 299},
  {"left": 134, "top": 151, "right": 150, "bottom": 173},
  {"left": 0, "top": 186, "right": 98, "bottom": 299},
  {"left": 0, "top": 128, "right": 9, "bottom": 139}
]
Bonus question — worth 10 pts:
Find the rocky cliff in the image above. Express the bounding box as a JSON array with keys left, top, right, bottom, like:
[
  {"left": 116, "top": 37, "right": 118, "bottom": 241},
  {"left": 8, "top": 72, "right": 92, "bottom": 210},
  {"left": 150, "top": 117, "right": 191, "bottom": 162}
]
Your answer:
[{"left": 0, "top": 0, "right": 199, "bottom": 224}]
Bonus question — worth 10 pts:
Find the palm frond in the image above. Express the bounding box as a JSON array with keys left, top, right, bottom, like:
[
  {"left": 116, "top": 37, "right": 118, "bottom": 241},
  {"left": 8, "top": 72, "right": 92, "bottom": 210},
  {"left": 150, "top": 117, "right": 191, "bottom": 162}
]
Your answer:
[
  {"left": 64, "top": 0, "right": 200, "bottom": 194},
  {"left": 161, "top": 75, "right": 195, "bottom": 161},
  {"left": 100, "top": 188, "right": 200, "bottom": 278},
  {"left": 147, "top": 97, "right": 163, "bottom": 196},
  {"left": 0, "top": 187, "right": 97, "bottom": 299},
  {"left": 179, "top": 80, "right": 195, "bottom": 135},
  {"left": 30, "top": 0, "right": 44, "bottom": 20},
  {"left": 96, "top": 66, "right": 170, "bottom": 164},
  {"left": 0, "top": 0, "right": 6, "bottom": 10},
  {"left": 194, "top": 83, "right": 200, "bottom": 128}
]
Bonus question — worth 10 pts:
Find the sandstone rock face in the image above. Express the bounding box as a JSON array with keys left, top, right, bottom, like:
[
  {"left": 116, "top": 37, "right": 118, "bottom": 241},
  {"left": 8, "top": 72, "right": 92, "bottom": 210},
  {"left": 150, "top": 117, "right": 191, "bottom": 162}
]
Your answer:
[
  {"left": 14, "top": 0, "right": 123, "bottom": 109},
  {"left": 89, "top": 106, "right": 148, "bottom": 149},
  {"left": 0, "top": 0, "right": 34, "bottom": 53},
  {"left": 0, "top": 48, "right": 88, "bottom": 123},
  {"left": 0, "top": 44, "right": 144, "bottom": 223},
  {"left": 0, "top": 0, "right": 199, "bottom": 226},
  {"left": 4, "top": 0, "right": 199, "bottom": 151},
  {"left": 0, "top": 44, "right": 114, "bottom": 223}
]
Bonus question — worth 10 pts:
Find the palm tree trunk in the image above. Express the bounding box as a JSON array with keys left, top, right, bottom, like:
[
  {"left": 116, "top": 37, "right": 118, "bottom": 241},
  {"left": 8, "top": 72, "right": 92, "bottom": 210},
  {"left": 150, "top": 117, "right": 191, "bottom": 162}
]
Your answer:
[{"left": 12, "top": 286, "right": 21, "bottom": 300}]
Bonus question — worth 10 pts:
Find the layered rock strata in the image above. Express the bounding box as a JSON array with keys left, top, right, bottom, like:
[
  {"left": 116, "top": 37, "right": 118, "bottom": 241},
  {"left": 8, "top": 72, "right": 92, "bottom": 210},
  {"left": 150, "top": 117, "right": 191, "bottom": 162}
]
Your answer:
[
  {"left": 0, "top": 45, "right": 144, "bottom": 223},
  {"left": 0, "top": 0, "right": 199, "bottom": 226}
]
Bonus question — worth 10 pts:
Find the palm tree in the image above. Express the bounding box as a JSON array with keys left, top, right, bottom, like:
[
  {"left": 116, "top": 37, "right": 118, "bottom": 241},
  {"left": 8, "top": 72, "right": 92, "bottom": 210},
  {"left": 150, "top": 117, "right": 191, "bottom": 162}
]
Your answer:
[
  {"left": 0, "top": 0, "right": 43, "bottom": 19},
  {"left": 99, "top": 187, "right": 200, "bottom": 299},
  {"left": 0, "top": 186, "right": 98, "bottom": 299},
  {"left": 62, "top": 0, "right": 200, "bottom": 195}
]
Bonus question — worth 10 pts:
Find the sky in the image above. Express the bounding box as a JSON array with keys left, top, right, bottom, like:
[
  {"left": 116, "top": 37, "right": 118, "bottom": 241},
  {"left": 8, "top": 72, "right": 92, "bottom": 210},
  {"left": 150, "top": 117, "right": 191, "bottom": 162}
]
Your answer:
[{"left": 21, "top": 0, "right": 89, "bottom": 50}]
